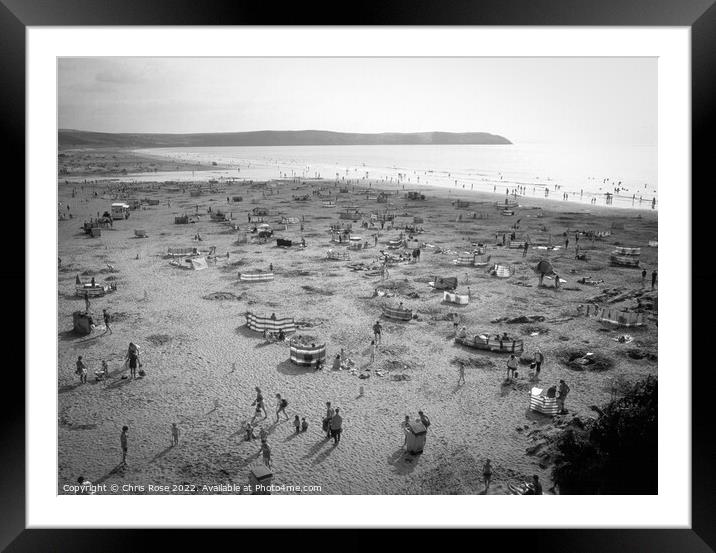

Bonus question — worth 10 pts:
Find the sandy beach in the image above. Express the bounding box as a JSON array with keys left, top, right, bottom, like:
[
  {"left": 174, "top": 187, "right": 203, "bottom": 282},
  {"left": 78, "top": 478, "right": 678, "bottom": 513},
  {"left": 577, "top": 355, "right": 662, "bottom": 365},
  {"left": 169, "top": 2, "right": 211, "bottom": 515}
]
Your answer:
[{"left": 57, "top": 172, "right": 658, "bottom": 495}]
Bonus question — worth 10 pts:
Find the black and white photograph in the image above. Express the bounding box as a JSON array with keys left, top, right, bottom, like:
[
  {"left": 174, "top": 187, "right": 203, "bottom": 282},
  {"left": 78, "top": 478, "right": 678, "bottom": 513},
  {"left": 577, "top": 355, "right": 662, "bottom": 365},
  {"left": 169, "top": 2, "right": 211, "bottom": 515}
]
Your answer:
[{"left": 55, "top": 55, "right": 660, "bottom": 497}]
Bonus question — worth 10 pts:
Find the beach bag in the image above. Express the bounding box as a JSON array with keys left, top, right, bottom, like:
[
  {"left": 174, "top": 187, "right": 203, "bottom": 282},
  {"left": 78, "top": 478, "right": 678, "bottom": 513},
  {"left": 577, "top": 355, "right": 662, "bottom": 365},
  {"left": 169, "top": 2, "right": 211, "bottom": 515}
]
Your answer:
[
  {"left": 138, "top": 369, "right": 146, "bottom": 377},
  {"left": 322, "top": 418, "right": 329, "bottom": 432},
  {"left": 281, "top": 399, "right": 288, "bottom": 408}
]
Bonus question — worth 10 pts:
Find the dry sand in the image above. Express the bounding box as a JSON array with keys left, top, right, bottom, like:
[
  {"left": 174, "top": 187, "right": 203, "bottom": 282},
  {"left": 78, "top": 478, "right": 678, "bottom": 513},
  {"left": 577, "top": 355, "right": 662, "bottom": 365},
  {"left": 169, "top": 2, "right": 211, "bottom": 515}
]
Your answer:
[{"left": 57, "top": 174, "right": 658, "bottom": 495}]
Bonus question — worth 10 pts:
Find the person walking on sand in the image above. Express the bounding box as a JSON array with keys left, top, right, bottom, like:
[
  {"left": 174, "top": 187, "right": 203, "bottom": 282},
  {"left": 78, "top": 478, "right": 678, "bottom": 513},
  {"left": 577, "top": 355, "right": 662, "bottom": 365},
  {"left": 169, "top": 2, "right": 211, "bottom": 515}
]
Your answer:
[
  {"left": 76, "top": 355, "right": 88, "bottom": 384},
  {"left": 330, "top": 408, "right": 343, "bottom": 446},
  {"left": 506, "top": 354, "right": 518, "bottom": 381},
  {"left": 103, "top": 309, "right": 112, "bottom": 334},
  {"left": 84, "top": 292, "right": 91, "bottom": 313},
  {"left": 523, "top": 241, "right": 529, "bottom": 257},
  {"left": 557, "top": 379, "right": 570, "bottom": 414},
  {"left": 483, "top": 459, "right": 493, "bottom": 492},
  {"left": 651, "top": 270, "right": 657, "bottom": 290},
  {"left": 641, "top": 268, "right": 647, "bottom": 286},
  {"left": 275, "top": 393, "right": 289, "bottom": 422},
  {"left": 293, "top": 415, "right": 301, "bottom": 434},
  {"left": 564, "top": 237, "right": 569, "bottom": 249},
  {"left": 370, "top": 339, "right": 376, "bottom": 364},
  {"left": 301, "top": 417, "right": 308, "bottom": 432},
  {"left": 373, "top": 320, "right": 382, "bottom": 344},
  {"left": 323, "top": 402, "right": 335, "bottom": 439},
  {"left": 120, "top": 426, "right": 129, "bottom": 465},
  {"left": 171, "top": 423, "right": 180, "bottom": 446},
  {"left": 457, "top": 361, "right": 466, "bottom": 385}
]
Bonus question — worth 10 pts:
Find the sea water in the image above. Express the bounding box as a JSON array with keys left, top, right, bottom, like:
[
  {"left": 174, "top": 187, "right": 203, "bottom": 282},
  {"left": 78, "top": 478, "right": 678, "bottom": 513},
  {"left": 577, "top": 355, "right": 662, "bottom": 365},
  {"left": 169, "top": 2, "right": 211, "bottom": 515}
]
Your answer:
[{"left": 132, "top": 143, "right": 657, "bottom": 210}]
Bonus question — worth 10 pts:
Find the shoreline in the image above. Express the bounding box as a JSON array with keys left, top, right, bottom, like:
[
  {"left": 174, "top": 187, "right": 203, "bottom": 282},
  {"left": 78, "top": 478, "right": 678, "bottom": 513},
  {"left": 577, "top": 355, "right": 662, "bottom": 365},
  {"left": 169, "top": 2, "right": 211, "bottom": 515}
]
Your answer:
[{"left": 58, "top": 145, "right": 658, "bottom": 213}]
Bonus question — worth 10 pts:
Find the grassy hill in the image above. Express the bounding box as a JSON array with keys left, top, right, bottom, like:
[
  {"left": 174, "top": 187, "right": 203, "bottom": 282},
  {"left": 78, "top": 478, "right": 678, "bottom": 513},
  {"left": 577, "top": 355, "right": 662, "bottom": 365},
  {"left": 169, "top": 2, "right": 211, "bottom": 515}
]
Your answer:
[{"left": 59, "top": 129, "right": 512, "bottom": 148}]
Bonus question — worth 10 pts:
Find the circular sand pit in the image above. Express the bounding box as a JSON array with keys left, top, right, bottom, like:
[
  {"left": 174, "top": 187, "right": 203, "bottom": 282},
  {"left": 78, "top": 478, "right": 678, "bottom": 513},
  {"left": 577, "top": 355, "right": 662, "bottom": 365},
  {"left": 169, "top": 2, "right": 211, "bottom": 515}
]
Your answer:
[{"left": 559, "top": 348, "right": 614, "bottom": 372}]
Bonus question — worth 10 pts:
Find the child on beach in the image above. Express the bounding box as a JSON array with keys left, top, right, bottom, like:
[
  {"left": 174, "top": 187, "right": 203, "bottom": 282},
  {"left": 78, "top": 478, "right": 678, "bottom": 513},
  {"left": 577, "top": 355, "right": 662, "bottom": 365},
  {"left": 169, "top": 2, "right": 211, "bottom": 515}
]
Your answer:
[
  {"left": 171, "top": 423, "right": 180, "bottom": 446},
  {"left": 457, "top": 363, "right": 466, "bottom": 385},
  {"left": 125, "top": 343, "right": 140, "bottom": 380},
  {"left": 301, "top": 418, "right": 308, "bottom": 432},
  {"left": 401, "top": 415, "right": 411, "bottom": 449},
  {"left": 373, "top": 320, "right": 382, "bottom": 344},
  {"left": 260, "top": 441, "right": 272, "bottom": 469},
  {"left": 75, "top": 356, "right": 87, "bottom": 384}
]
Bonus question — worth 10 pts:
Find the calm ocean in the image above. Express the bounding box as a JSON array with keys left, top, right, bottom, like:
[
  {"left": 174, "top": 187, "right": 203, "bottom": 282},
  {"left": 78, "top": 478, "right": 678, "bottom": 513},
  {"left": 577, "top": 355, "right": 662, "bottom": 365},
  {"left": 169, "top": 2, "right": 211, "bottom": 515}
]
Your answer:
[{"left": 133, "top": 143, "right": 658, "bottom": 210}]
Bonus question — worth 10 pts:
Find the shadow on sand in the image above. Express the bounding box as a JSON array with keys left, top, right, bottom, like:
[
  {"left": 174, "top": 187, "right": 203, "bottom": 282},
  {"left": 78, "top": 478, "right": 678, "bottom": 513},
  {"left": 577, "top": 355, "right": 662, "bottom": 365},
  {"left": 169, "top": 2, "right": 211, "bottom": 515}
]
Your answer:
[
  {"left": 149, "top": 445, "right": 174, "bottom": 464},
  {"left": 59, "top": 382, "right": 83, "bottom": 394},
  {"left": 95, "top": 463, "right": 126, "bottom": 485},
  {"left": 387, "top": 447, "right": 421, "bottom": 475},
  {"left": 276, "top": 359, "right": 316, "bottom": 376}
]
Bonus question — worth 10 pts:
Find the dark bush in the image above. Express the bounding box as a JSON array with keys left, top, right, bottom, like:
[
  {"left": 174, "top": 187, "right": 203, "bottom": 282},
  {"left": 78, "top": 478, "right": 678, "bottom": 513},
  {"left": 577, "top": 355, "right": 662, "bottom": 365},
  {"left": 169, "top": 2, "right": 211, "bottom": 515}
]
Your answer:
[{"left": 552, "top": 375, "right": 657, "bottom": 494}]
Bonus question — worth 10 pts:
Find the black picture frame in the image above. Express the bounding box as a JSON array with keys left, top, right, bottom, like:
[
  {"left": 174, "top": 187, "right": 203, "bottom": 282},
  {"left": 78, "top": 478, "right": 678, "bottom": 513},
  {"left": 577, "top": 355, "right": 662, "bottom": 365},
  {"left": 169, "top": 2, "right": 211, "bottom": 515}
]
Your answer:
[{"left": 5, "top": 0, "right": 711, "bottom": 550}]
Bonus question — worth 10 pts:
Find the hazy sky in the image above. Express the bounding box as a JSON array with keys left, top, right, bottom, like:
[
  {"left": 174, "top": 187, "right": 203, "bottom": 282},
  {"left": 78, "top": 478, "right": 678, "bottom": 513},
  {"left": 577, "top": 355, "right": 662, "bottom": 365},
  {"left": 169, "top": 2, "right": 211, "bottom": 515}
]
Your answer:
[{"left": 58, "top": 57, "right": 656, "bottom": 145}]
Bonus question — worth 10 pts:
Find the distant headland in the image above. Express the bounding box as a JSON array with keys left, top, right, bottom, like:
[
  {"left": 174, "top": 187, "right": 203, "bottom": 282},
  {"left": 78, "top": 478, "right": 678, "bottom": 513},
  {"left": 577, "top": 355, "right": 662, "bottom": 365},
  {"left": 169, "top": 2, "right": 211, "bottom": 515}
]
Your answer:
[{"left": 58, "top": 129, "right": 512, "bottom": 148}]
